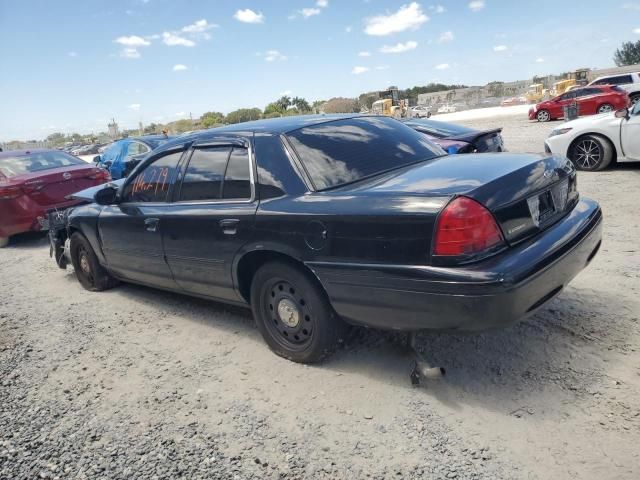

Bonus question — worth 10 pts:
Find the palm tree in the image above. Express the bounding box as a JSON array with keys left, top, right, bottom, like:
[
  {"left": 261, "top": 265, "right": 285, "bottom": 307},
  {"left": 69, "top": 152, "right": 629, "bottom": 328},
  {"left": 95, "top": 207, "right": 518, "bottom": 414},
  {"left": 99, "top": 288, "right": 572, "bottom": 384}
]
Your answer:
[{"left": 292, "top": 97, "right": 311, "bottom": 112}]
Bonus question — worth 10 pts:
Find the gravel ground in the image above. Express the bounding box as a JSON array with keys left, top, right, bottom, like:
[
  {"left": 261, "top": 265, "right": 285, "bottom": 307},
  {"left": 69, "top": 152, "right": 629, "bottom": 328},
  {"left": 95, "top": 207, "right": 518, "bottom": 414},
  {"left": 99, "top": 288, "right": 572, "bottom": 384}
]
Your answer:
[{"left": 1, "top": 114, "right": 639, "bottom": 479}]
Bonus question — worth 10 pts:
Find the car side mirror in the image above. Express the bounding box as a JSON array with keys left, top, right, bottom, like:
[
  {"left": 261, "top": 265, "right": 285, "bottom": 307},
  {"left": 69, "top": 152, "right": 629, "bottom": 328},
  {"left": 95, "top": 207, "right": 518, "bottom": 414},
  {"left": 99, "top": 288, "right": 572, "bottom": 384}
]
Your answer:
[
  {"left": 94, "top": 184, "right": 119, "bottom": 205},
  {"left": 92, "top": 155, "right": 101, "bottom": 164},
  {"left": 614, "top": 107, "right": 629, "bottom": 119}
]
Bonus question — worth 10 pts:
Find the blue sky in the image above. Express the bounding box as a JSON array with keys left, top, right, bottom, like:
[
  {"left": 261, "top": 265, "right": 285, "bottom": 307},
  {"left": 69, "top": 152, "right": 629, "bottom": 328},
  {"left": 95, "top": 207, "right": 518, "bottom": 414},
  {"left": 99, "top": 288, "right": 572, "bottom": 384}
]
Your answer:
[{"left": 1, "top": 0, "right": 639, "bottom": 141}]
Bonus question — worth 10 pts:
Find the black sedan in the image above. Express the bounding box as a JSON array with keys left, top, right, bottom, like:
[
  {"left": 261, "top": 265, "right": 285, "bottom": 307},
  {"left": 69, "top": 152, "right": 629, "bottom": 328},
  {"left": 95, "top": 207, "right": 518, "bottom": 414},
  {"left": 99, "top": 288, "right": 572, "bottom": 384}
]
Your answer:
[
  {"left": 402, "top": 118, "right": 505, "bottom": 154},
  {"left": 50, "top": 115, "right": 602, "bottom": 363}
]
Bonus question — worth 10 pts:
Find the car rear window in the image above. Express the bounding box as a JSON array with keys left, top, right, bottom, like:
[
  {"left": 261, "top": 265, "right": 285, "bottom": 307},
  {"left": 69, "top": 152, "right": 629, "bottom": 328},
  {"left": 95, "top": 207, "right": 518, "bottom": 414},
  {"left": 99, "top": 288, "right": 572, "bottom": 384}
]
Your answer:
[
  {"left": 0, "top": 151, "right": 84, "bottom": 177},
  {"left": 286, "top": 117, "right": 445, "bottom": 190}
]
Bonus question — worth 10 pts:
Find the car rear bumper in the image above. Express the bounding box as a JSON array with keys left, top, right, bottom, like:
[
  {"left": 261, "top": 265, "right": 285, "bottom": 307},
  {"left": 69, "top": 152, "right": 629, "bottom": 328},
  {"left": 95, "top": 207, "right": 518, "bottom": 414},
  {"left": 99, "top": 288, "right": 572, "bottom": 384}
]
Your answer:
[
  {"left": 307, "top": 198, "right": 602, "bottom": 331},
  {"left": 0, "top": 197, "right": 81, "bottom": 238}
]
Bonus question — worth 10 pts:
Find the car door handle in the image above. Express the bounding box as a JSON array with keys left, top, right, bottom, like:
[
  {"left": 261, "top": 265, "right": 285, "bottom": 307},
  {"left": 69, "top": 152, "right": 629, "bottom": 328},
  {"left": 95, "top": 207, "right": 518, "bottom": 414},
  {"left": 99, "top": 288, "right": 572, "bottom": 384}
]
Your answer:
[
  {"left": 219, "top": 218, "right": 239, "bottom": 235},
  {"left": 145, "top": 218, "right": 160, "bottom": 233}
]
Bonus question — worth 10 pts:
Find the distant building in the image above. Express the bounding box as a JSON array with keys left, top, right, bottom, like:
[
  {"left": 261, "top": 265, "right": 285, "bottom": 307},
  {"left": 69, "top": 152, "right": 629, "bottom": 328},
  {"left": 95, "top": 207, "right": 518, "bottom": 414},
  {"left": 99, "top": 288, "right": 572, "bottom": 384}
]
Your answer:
[{"left": 107, "top": 120, "right": 119, "bottom": 139}]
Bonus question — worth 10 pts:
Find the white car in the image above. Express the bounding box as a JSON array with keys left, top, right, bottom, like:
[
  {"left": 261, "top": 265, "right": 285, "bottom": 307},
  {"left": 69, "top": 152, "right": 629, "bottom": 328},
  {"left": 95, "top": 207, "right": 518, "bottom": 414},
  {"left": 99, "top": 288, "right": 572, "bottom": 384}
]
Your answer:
[
  {"left": 545, "top": 102, "right": 640, "bottom": 171},
  {"left": 589, "top": 72, "right": 640, "bottom": 107},
  {"left": 410, "top": 105, "right": 432, "bottom": 118}
]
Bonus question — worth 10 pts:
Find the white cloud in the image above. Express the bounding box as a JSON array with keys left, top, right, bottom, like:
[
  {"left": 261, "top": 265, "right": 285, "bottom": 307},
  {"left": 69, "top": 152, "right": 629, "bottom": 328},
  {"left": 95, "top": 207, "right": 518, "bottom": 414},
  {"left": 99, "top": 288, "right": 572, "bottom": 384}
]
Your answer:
[
  {"left": 300, "top": 8, "right": 321, "bottom": 18},
  {"left": 432, "top": 5, "right": 446, "bottom": 13},
  {"left": 128, "top": 104, "right": 141, "bottom": 111},
  {"left": 469, "top": 1, "right": 486, "bottom": 12},
  {"left": 120, "top": 48, "right": 141, "bottom": 59},
  {"left": 375, "top": 65, "right": 390, "bottom": 70},
  {"left": 162, "top": 32, "right": 196, "bottom": 47},
  {"left": 345, "top": 26, "right": 352, "bottom": 33},
  {"left": 114, "top": 35, "right": 151, "bottom": 47},
  {"left": 175, "top": 112, "right": 186, "bottom": 117},
  {"left": 536, "top": 57, "right": 545, "bottom": 63},
  {"left": 435, "top": 63, "right": 450, "bottom": 70},
  {"left": 182, "top": 19, "right": 215, "bottom": 33},
  {"left": 438, "top": 31, "right": 454, "bottom": 43},
  {"left": 281, "top": 90, "right": 293, "bottom": 96},
  {"left": 364, "top": 2, "right": 429, "bottom": 36},
  {"left": 380, "top": 40, "right": 418, "bottom": 53},
  {"left": 67, "top": 51, "right": 78, "bottom": 57},
  {"left": 173, "top": 64, "right": 188, "bottom": 71},
  {"left": 493, "top": 44, "right": 508, "bottom": 52},
  {"left": 317, "top": 0, "right": 329, "bottom": 6},
  {"left": 264, "top": 50, "right": 287, "bottom": 62},
  {"left": 352, "top": 66, "right": 370, "bottom": 74},
  {"left": 623, "top": 3, "right": 640, "bottom": 10},
  {"left": 634, "top": 27, "right": 640, "bottom": 34},
  {"left": 358, "top": 51, "right": 372, "bottom": 57},
  {"left": 234, "top": 9, "right": 264, "bottom": 24}
]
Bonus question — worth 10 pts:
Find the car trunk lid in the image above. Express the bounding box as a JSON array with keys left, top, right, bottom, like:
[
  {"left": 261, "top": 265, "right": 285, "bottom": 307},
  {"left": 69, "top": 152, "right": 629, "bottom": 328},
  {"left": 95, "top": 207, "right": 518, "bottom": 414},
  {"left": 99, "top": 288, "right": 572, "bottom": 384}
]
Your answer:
[
  {"left": 344, "top": 153, "right": 578, "bottom": 244},
  {"left": 14, "top": 165, "right": 108, "bottom": 206}
]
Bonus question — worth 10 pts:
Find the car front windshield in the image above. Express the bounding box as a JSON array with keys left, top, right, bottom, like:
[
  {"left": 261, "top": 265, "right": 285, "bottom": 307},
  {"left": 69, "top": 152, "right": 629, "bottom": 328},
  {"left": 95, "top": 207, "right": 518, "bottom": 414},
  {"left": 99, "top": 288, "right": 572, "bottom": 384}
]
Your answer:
[
  {"left": 402, "top": 119, "right": 476, "bottom": 138},
  {"left": 286, "top": 116, "right": 446, "bottom": 190},
  {"left": 0, "top": 151, "right": 84, "bottom": 177}
]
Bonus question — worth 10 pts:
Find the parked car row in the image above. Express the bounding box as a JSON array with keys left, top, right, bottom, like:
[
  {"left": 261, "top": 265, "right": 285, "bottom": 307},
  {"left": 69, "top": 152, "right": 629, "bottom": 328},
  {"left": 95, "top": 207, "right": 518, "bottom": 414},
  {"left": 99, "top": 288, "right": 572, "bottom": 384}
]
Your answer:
[{"left": 44, "top": 114, "right": 601, "bottom": 365}]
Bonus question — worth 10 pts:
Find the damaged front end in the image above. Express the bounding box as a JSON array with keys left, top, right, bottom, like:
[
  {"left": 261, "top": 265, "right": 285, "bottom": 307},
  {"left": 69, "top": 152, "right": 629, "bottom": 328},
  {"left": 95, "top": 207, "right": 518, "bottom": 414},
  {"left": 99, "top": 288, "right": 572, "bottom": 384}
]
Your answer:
[{"left": 48, "top": 209, "right": 72, "bottom": 269}]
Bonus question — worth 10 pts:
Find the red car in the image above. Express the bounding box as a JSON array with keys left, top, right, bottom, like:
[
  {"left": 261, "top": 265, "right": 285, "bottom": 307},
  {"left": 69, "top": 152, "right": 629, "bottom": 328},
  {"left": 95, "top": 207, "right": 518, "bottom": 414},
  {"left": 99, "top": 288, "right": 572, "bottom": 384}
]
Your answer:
[
  {"left": 529, "top": 85, "right": 630, "bottom": 122},
  {"left": 0, "top": 149, "right": 110, "bottom": 247}
]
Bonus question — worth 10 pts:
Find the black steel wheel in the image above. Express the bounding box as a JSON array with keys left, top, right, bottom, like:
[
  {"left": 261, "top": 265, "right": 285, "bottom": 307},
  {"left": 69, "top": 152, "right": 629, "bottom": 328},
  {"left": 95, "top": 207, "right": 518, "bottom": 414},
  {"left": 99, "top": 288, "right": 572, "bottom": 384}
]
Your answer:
[
  {"left": 570, "top": 135, "right": 613, "bottom": 171},
  {"left": 250, "top": 261, "right": 346, "bottom": 363},
  {"left": 70, "top": 232, "right": 119, "bottom": 291}
]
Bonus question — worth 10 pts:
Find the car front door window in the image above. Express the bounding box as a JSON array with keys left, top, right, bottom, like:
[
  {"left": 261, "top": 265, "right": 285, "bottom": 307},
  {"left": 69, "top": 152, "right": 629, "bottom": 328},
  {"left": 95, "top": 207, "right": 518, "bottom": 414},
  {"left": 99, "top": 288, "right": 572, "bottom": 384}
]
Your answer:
[{"left": 121, "top": 151, "right": 182, "bottom": 203}]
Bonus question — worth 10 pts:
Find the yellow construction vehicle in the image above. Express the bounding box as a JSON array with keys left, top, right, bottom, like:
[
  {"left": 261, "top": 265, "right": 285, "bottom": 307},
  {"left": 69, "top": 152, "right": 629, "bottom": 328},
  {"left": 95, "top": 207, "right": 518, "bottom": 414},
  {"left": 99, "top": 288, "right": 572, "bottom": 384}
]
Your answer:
[
  {"left": 569, "top": 68, "right": 591, "bottom": 87},
  {"left": 525, "top": 83, "right": 549, "bottom": 103},
  {"left": 371, "top": 86, "right": 408, "bottom": 117},
  {"left": 552, "top": 79, "right": 576, "bottom": 96}
]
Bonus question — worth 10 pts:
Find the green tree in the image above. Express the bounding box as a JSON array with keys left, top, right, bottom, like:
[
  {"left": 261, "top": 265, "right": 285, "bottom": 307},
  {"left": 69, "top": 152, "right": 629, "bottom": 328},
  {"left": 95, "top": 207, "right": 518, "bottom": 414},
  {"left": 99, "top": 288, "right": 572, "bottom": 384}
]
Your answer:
[
  {"left": 276, "top": 96, "right": 292, "bottom": 112},
  {"left": 225, "top": 108, "right": 262, "bottom": 124},
  {"left": 322, "top": 97, "right": 359, "bottom": 113},
  {"left": 200, "top": 111, "right": 226, "bottom": 128},
  {"left": 264, "top": 102, "right": 283, "bottom": 116},
  {"left": 46, "top": 132, "right": 66, "bottom": 146},
  {"left": 292, "top": 97, "right": 311, "bottom": 112},
  {"left": 614, "top": 40, "right": 640, "bottom": 66},
  {"left": 311, "top": 100, "right": 325, "bottom": 113}
]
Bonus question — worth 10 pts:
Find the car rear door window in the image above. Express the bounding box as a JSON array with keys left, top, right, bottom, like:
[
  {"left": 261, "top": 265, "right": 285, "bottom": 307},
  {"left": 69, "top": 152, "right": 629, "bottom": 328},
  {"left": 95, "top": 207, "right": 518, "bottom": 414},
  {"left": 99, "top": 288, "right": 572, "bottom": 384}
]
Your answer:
[
  {"left": 179, "top": 147, "right": 231, "bottom": 201},
  {"left": 222, "top": 148, "right": 251, "bottom": 199},
  {"left": 286, "top": 116, "right": 445, "bottom": 190},
  {"left": 121, "top": 151, "right": 182, "bottom": 203},
  {"left": 127, "top": 141, "right": 150, "bottom": 157}
]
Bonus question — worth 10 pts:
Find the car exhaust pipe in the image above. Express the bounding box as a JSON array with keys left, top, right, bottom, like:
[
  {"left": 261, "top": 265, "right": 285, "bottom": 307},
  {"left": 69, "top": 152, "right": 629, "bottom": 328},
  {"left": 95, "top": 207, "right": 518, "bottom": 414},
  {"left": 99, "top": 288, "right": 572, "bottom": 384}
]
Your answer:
[{"left": 407, "top": 334, "right": 445, "bottom": 386}]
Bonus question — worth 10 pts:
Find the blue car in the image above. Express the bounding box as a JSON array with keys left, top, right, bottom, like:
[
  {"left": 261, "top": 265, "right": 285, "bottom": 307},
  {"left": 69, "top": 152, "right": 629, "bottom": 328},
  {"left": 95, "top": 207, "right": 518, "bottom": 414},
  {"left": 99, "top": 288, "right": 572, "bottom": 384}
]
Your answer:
[{"left": 95, "top": 135, "right": 173, "bottom": 179}]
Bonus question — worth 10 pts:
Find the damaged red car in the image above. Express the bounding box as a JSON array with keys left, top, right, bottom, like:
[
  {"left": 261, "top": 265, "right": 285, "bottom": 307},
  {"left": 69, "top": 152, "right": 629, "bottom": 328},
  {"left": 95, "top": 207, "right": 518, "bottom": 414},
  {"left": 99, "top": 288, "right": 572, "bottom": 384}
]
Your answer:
[{"left": 0, "top": 149, "right": 110, "bottom": 247}]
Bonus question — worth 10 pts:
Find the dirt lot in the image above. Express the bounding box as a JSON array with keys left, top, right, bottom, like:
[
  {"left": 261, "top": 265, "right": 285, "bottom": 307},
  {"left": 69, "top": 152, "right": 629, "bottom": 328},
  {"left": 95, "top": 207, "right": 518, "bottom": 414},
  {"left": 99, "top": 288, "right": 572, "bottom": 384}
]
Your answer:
[{"left": 1, "top": 114, "right": 639, "bottom": 479}]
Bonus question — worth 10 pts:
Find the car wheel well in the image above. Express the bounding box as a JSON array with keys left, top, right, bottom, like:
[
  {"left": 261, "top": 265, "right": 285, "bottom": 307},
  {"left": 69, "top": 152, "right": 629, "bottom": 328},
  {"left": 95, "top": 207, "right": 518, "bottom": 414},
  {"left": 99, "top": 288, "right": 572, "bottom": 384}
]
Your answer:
[
  {"left": 568, "top": 133, "right": 617, "bottom": 164},
  {"left": 236, "top": 250, "right": 326, "bottom": 304}
]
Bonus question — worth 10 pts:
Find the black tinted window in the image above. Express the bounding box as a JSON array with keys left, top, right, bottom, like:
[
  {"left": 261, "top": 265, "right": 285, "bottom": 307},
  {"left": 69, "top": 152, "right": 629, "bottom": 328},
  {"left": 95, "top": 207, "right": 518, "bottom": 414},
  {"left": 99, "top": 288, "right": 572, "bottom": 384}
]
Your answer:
[
  {"left": 558, "top": 91, "right": 576, "bottom": 101},
  {"left": 286, "top": 117, "right": 445, "bottom": 190},
  {"left": 122, "top": 151, "right": 182, "bottom": 203},
  {"left": 222, "top": 148, "right": 251, "bottom": 199},
  {"left": 180, "top": 147, "right": 230, "bottom": 201},
  {"left": 577, "top": 88, "right": 602, "bottom": 97}
]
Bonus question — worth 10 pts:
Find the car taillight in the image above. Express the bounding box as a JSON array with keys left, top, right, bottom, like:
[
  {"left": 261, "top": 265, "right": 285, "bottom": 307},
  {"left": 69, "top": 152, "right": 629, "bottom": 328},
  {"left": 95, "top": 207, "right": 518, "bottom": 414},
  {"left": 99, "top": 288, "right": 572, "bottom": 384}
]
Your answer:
[
  {"left": 0, "top": 184, "right": 24, "bottom": 200},
  {"left": 433, "top": 197, "right": 504, "bottom": 257},
  {"left": 88, "top": 168, "right": 111, "bottom": 182}
]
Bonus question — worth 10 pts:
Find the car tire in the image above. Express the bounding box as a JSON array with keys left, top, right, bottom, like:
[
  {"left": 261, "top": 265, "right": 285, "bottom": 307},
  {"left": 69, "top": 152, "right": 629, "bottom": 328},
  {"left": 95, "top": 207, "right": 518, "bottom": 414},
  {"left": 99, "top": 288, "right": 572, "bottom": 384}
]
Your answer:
[
  {"left": 70, "top": 232, "right": 119, "bottom": 291},
  {"left": 537, "top": 110, "right": 551, "bottom": 122},
  {"left": 0, "top": 236, "right": 8, "bottom": 248},
  {"left": 570, "top": 135, "right": 614, "bottom": 171},
  {"left": 597, "top": 103, "right": 614, "bottom": 114},
  {"left": 250, "top": 261, "right": 347, "bottom": 364},
  {"left": 426, "top": 112, "right": 432, "bottom": 118}
]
